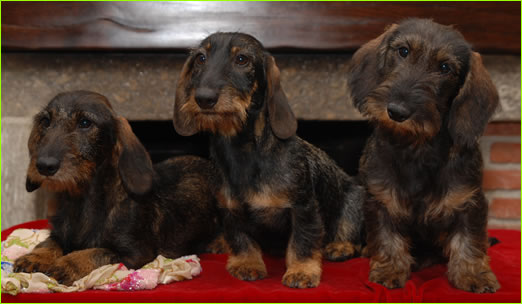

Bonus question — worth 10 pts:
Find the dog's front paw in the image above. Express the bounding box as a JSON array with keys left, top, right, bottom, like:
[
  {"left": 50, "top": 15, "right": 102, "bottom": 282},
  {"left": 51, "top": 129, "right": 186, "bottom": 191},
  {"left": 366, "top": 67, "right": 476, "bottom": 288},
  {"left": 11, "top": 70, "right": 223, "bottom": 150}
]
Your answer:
[
  {"left": 226, "top": 257, "right": 267, "bottom": 281},
  {"left": 13, "top": 252, "right": 53, "bottom": 274},
  {"left": 324, "top": 241, "right": 357, "bottom": 261},
  {"left": 46, "top": 255, "right": 94, "bottom": 286},
  {"left": 450, "top": 270, "right": 500, "bottom": 293},
  {"left": 44, "top": 264, "right": 77, "bottom": 286},
  {"left": 282, "top": 270, "right": 320, "bottom": 288},
  {"left": 369, "top": 267, "right": 409, "bottom": 289}
]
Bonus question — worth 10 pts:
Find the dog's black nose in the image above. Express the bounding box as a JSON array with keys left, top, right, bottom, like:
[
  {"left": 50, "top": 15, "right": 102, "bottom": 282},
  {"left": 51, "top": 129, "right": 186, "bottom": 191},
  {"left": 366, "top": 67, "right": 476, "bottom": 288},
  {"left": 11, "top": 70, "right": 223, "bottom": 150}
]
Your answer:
[
  {"left": 36, "top": 156, "right": 60, "bottom": 176},
  {"left": 387, "top": 103, "right": 411, "bottom": 122},
  {"left": 195, "top": 88, "right": 218, "bottom": 110}
]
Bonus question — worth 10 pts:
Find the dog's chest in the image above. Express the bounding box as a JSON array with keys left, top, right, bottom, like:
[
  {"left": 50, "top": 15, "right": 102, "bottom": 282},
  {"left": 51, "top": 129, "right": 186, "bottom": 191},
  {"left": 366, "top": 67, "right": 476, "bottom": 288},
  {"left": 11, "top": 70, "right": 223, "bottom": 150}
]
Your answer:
[
  {"left": 218, "top": 183, "right": 292, "bottom": 227},
  {"left": 366, "top": 150, "right": 475, "bottom": 223},
  {"left": 54, "top": 193, "right": 125, "bottom": 253},
  {"left": 54, "top": 208, "right": 103, "bottom": 252},
  {"left": 246, "top": 188, "right": 292, "bottom": 227}
]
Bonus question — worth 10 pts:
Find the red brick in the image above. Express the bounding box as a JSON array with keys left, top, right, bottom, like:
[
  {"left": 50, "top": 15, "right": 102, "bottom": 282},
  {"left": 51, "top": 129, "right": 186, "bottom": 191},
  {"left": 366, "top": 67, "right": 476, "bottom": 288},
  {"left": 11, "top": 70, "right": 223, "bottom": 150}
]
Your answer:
[
  {"left": 484, "top": 122, "right": 521, "bottom": 136},
  {"left": 482, "top": 170, "right": 520, "bottom": 190},
  {"left": 490, "top": 142, "right": 521, "bottom": 163},
  {"left": 489, "top": 198, "right": 521, "bottom": 219}
]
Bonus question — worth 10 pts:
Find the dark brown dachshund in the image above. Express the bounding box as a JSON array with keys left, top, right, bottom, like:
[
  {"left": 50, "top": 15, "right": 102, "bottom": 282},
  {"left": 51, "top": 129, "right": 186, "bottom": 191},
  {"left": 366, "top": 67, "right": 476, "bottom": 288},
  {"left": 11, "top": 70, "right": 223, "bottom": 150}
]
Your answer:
[
  {"left": 15, "top": 90, "right": 221, "bottom": 285},
  {"left": 347, "top": 18, "right": 500, "bottom": 293},
  {"left": 173, "top": 32, "right": 364, "bottom": 288}
]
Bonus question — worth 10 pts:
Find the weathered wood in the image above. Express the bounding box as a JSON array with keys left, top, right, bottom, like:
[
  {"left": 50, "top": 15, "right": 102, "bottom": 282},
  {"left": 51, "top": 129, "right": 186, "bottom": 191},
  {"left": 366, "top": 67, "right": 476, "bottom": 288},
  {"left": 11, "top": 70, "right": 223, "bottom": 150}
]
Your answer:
[{"left": 2, "top": 1, "right": 520, "bottom": 53}]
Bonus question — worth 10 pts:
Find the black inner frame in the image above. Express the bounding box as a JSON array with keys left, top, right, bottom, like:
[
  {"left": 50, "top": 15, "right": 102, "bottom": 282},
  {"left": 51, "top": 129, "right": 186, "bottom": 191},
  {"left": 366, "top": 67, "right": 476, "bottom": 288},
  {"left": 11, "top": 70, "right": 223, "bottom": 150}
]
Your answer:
[{"left": 130, "top": 120, "right": 372, "bottom": 176}]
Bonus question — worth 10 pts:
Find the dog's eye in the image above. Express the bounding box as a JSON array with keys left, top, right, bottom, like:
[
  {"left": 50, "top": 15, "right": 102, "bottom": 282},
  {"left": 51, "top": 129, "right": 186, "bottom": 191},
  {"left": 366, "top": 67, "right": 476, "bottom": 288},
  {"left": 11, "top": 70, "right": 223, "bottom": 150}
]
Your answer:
[
  {"left": 235, "top": 54, "right": 249, "bottom": 66},
  {"left": 40, "top": 117, "right": 51, "bottom": 128},
  {"left": 440, "top": 62, "right": 451, "bottom": 74},
  {"left": 78, "top": 118, "right": 92, "bottom": 129},
  {"left": 398, "top": 47, "right": 409, "bottom": 58},
  {"left": 195, "top": 54, "right": 206, "bottom": 65}
]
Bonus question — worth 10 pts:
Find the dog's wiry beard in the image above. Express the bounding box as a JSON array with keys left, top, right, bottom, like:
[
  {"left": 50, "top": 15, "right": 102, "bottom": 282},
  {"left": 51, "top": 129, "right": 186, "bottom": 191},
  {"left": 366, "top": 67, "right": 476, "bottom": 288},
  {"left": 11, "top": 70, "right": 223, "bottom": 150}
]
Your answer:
[
  {"left": 26, "top": 154, "right": 95, "bottom": 195},
  {"left": 364, "top": 85, "right": 441, "bottom": 147},
  {"left": 180, "top": 84, "right": 257, "bottom": 137}
]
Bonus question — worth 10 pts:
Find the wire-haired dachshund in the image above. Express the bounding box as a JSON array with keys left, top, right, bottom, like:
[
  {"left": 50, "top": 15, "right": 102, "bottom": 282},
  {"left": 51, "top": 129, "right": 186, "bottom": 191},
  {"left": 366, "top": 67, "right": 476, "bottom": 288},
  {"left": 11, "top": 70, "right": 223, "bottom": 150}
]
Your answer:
[
  {"left": 347, "top": 18, "right": 500, "bottom": 293},
  {"left": 173, "top": 32, "right": 364, "bottom": 288},
  {"left": 15, "top": 90, "right": 221, "bottom": 285}
]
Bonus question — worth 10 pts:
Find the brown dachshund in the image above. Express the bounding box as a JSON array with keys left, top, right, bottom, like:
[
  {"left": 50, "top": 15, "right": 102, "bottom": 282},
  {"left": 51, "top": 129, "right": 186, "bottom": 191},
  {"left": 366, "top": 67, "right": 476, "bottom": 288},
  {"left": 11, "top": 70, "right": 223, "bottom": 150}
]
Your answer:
[
  {"left": 15, "top": 90, "right": 222, "bottom": 285},
  {"left": 347, "top": 19, "right": 500, "bottom": 293},
  {"left": 173, "top": 32, "right": 364, "bottom": 288}
]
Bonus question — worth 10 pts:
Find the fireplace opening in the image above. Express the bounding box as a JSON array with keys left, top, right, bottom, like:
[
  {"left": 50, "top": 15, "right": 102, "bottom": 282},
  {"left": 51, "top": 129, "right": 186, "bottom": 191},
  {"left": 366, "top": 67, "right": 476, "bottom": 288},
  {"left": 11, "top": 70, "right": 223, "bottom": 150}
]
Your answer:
[{"left": 130, "top": 120, "right": 372, "bottom": 176}]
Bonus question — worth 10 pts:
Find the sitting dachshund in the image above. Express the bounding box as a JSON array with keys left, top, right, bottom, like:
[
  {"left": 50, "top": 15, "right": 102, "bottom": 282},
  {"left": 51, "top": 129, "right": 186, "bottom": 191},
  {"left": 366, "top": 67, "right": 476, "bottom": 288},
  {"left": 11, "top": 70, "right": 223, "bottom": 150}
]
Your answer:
[
  {"left": 15, "top": 90, "right": 222, "bottom": 285},
  {"left": 347, "top": 18, "right": 500, "bottom": 293},
  {"left": 173, "top": 32, "right": 364, "bottom": 288}
]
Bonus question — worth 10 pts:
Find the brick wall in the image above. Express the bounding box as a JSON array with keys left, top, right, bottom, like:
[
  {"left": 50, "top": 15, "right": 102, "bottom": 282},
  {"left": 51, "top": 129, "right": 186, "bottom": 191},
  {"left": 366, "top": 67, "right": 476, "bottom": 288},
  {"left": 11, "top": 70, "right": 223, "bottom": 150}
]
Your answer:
[{"left": 481, "top": 122, "right": 521, "bottom": 230}]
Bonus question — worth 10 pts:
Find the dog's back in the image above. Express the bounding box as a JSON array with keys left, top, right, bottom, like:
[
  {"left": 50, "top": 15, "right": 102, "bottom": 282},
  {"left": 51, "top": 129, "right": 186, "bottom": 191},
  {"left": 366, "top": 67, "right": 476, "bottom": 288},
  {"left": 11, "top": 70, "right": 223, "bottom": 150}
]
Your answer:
[{"left": 152, "top": 155, "right": 222, "bottom": 256}]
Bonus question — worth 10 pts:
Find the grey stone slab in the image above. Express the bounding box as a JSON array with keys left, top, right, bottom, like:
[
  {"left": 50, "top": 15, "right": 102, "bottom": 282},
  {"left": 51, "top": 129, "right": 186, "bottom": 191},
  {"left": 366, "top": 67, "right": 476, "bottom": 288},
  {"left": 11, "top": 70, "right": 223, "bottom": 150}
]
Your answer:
[
  {"left": 2, "top": 53, "right": 519, "bottom": 121},
  {"left": 483, "top": 56, "right": 521, "bottom": 121},
  {"left": 1, "top": 117, "right": 48, "bottom": 230}
]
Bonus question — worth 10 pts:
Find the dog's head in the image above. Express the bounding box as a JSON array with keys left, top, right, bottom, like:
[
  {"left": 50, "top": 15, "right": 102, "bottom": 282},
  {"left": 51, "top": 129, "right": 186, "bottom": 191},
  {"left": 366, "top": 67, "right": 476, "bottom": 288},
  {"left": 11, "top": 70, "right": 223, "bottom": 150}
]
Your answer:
[
  {"left": 173, "top": 32, "right": 297, "bottom": 139},
  {"left": 348, "top": 18, "right": 498, "bottom": 147},
  {"left": 26, "top": 91, "right": 153, "bottom": 196}
]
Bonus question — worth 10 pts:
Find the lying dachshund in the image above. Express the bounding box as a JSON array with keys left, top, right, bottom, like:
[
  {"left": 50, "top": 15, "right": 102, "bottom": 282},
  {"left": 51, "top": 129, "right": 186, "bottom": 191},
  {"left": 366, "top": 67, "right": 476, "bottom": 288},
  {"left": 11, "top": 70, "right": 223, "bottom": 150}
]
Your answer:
[{"left": 15, "top": 90, "right": 222, "bottom": 285}]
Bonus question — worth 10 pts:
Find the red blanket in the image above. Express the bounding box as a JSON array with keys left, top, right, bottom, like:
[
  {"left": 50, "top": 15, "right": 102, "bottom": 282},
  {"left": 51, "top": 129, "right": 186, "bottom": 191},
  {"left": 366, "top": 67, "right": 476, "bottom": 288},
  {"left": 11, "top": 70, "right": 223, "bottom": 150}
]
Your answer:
[{"left": 2, "top": 220, "right": 520, "bottom": 302}]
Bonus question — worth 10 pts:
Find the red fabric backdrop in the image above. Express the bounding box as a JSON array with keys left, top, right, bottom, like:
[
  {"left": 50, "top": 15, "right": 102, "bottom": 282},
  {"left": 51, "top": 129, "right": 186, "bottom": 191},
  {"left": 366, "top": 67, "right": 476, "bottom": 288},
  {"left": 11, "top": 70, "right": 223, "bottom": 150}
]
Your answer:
[{"left": 2, "top": 220, "right": 520, "bottom": 302}]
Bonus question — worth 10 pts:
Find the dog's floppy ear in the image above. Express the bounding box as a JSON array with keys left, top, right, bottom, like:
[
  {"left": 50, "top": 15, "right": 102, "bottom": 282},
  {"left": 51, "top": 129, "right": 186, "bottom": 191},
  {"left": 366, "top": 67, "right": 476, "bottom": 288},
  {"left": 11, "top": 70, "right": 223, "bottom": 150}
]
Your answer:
[
  {"left": 448, "top": 52, "right": 499, "bottom": 148},
  {"left": 265, "top": 55, "right": 297, "bottom": 139},
  {"left": 348, "top": 24, "right": 398, "bottom": 112},
  {"left": 173, "top": 55, "right": 199, "bottom": 136},
  {"left": 25, "top": 123, "right": 43, "bottom": 192},
  {"left": 115, "top": 117, "right": 154, "bottom": 195},
  {"left": 26, "top": 176, "right": 41, "bottom": 192}
]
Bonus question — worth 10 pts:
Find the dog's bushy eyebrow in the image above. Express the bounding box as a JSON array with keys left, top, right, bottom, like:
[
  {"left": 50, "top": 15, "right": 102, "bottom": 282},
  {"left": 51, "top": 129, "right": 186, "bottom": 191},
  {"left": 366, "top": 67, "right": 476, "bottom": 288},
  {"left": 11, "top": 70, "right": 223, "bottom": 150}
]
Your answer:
[
  {"left": 189, "top": 47, "right": 200, "bottom": 56},
  {"left": 74, "top": 110, "right": 99, "bottom": 121},
  {"left": 33, "top": 110, "right": 50, "bottom": 124}
]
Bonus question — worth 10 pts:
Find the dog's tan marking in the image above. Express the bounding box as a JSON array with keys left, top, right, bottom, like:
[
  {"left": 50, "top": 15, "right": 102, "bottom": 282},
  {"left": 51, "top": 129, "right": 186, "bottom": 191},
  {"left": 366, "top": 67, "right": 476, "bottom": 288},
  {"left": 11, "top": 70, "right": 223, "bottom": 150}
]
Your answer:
[
  {"left": 231, "top": 46, "right": 240, "bottom": 54},
  {"left": 216, "top": 186, "right": 239, "bottom": 209},
  {"left": 425, "top": 186, "right": 479, "bottom": 222},
  {"left": 246, "top": 185, "right": 291, "bottom": 209},
  {"left": 226, "top": 243, "right": 267, "bottom": 281},
  {"left": 324, "top": 241, "right": 357, "bottom": 260},
  {"left": 282, "top": 247, "right": 322, "bottom": 288},
  {"left": 367, "top": 181, "right": 409, "bottom": 218}
]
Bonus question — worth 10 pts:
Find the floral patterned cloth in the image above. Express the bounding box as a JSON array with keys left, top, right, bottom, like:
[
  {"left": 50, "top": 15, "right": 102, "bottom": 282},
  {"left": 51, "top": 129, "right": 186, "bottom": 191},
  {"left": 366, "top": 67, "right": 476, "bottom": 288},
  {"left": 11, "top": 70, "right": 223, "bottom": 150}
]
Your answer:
[{"left": 1, "top": 229, "right": 202, "bottom": 295}]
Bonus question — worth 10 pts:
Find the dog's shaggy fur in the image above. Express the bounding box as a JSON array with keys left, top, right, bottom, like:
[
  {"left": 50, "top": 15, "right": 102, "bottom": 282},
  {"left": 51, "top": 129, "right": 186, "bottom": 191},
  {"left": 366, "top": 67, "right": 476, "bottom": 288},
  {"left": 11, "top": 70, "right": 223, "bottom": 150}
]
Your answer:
[
  {"left": 174, "top": 32, "right": 364, "bottom": 288},
  {"left": 347, "top": 19, "right": 500, "bottom": 293},
  {"left": 15, "top": 91, "right": 222, "bottom": 285}
]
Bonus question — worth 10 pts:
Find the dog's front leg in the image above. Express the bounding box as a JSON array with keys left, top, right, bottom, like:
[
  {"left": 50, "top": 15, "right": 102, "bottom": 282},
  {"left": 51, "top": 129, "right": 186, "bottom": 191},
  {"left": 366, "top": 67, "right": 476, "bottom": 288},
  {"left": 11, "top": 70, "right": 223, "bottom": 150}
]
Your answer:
[
  {"left": 13, "top": 237, "right": 63, "bottom": 274},
  {"left": 282, "top": 202, "right": 323, "bottom": 288},
  {"left": 445, "top": 230, "right": 500, "bottom": 293},
  {"left": 45, "top": 248, "right": 119, "bottom": 286},
  {"left": 366, "top": 199, "right": 413, "bottom": 289},
  {"left": 224, "top": 210, "right": 267, "bottom": 281}
]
